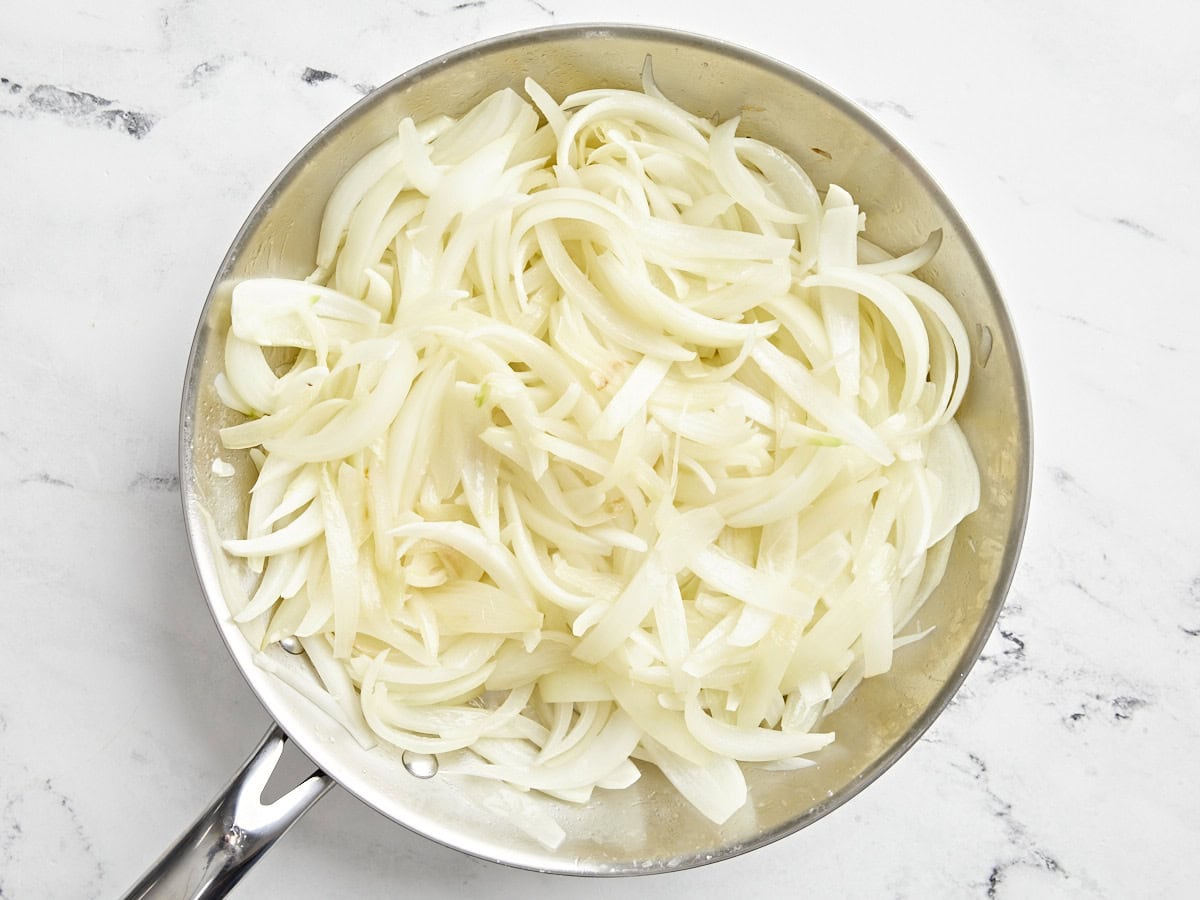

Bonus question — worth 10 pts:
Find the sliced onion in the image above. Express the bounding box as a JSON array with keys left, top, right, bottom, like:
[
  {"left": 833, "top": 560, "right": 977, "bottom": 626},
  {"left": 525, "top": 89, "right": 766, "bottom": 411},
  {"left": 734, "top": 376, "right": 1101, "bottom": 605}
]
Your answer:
[{"left": 213, "top": 74, "right": 981, "bottom": 834}]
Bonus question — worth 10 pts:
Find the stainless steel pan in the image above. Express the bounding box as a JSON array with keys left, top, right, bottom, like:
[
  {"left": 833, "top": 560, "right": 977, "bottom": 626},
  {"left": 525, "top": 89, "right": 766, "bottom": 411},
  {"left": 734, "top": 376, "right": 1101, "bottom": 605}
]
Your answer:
[{"left": 125, "top": 24, "right": 1032, "bottom": 898}]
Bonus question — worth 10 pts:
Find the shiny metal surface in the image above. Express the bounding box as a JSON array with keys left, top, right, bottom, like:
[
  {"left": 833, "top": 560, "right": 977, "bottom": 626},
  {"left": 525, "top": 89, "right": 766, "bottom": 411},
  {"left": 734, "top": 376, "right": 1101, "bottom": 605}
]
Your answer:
[
  {"left": 121, "top": 726, "right": 333, "bottom": 899},
  {"left": 172, "top": 22, "right": 1031, "bottom": 884},
  {"left": 278, "top": 636, "right": 304, "bottom": 655}
]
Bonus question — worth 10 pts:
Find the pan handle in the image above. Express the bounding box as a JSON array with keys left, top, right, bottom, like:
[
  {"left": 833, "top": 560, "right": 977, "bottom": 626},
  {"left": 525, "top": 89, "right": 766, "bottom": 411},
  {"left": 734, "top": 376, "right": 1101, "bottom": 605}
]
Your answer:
[{"left": 121, "top": 724, "right": 334, "bottom": 900}]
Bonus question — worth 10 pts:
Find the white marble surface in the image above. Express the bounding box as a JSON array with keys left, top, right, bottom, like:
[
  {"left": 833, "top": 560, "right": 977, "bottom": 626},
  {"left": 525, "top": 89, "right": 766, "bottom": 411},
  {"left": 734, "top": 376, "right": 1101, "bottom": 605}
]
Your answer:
[{"left": 2, "top": 1, "right": 1198, "bottom": 897}]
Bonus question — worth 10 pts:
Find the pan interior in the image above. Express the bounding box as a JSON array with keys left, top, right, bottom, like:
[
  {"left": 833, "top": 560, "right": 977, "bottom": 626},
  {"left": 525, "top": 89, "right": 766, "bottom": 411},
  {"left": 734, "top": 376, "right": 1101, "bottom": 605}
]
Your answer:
[{"left": 180, "top": 25, "right": 1030, "bottom": 875}]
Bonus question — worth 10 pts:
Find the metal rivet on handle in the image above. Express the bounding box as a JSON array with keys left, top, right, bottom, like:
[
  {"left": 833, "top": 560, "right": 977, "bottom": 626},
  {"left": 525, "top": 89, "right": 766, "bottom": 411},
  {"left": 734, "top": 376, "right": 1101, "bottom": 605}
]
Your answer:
[
  {"left": 976, "top": 324, "right": 994, "bottom": 368},
  {"left": 402, "top": 751, "right": 438, "bottom": 779}
]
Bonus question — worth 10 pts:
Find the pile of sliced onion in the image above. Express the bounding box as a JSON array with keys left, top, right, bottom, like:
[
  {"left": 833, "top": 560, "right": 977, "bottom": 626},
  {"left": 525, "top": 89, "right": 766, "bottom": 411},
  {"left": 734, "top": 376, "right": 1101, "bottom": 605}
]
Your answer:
[{"left": 212, "top": 64, "right": 980, "bottom": 848}]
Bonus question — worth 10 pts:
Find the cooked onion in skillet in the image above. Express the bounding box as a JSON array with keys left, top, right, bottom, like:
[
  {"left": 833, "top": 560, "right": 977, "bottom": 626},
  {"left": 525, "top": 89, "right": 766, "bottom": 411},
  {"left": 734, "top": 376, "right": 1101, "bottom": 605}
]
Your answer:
[{"left": 212, "top": 66, "right": 980, "bottom": 847}]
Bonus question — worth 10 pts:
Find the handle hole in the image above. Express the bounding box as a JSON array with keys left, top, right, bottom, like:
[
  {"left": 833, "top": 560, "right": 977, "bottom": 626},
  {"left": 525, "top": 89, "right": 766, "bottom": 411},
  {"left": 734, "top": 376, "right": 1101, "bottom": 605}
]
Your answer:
[{"left": 260, "top": 737, "right": 322, "bottom": 804}]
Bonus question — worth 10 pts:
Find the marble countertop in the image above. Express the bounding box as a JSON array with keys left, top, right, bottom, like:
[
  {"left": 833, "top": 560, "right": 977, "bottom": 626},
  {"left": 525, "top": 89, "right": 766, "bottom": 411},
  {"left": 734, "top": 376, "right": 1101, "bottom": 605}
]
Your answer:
[{"left": 3, "top": 1, "right": 1198, "bottom": 897}]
